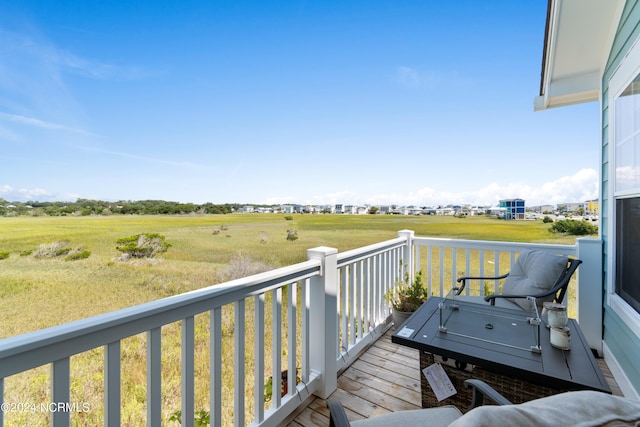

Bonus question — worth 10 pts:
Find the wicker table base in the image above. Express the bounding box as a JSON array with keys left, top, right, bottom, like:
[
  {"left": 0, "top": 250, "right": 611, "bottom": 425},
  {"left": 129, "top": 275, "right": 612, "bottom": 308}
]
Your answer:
[{"left": 420, "top": 352, "right": 569, "bottom": 411}]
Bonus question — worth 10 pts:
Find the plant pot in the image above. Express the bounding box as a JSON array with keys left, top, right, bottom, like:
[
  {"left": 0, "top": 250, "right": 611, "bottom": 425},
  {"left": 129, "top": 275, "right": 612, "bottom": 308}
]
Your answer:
[
  {"left": 392, "top": 309, "right": 413, "bottom": 329},
  {"left": 264, "top": 369, "right": 300, "bottom": 402}
]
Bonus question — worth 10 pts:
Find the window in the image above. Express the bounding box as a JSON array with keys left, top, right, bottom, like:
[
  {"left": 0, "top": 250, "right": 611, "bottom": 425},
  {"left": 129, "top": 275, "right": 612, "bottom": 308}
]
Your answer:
[
  {"left": 615, "top": 198, "right": 640, "bottom": 313},
  {"left": 612, "top": 68, "right": 640, "bottom": 315},
  {"left": 615, "top": 75, "right": 640, "bottom": 193}
]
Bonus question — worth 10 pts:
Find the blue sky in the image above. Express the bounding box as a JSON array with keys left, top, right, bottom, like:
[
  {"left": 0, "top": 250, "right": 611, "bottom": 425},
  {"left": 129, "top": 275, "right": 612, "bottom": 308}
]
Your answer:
[{"left": 0, "top": 1, "right": 600, "bottom": 207}]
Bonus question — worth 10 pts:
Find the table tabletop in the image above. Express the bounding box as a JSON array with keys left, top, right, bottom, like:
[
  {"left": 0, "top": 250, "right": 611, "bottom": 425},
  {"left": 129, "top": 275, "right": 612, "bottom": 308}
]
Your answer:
[{"left": 391, "top": 297, "right": 611, "bottom": 393}]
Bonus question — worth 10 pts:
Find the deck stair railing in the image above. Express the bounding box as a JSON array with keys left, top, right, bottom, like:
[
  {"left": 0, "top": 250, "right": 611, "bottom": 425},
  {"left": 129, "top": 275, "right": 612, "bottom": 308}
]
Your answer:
[{"left": 0, "top": 230, "right": 601, "bottom": 427}]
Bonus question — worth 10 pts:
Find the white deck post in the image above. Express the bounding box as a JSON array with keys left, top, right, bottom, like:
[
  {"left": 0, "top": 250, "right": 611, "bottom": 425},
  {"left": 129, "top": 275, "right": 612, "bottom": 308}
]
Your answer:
[
  {"left": 307, "top": 246, "right": 338, "bottom": 399},
  {"left": 398, "top": 230, "right": 415, "bottom": 279},
  {"left": 576, "top": 237, "right": 604, "bottom": 355}
]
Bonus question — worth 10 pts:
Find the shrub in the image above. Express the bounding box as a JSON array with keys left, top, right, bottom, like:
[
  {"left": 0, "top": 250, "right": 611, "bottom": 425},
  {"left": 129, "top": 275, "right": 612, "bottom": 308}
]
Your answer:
[
  {"left": 259, "top": 232, "right": 269, "bottom": 244},
  {"left": 550, "top": 219, "right": 598, "bottom": 236},
  {"left": 284, "top": 215, "right": 294, "bottom": 221},
  {"left": 169, "top": 410, "right": 210, "bottom": 426},
  {"left": 33, "top": 241, "right": 71, "bottom": 258},
  {"left": 31, "top": 241, "right": 91, "bottom": 260},
  {"left": 65, "top": 249, "right": 91, "bottom": 261},
  {"left": 542, "top": 216, "right": 554, "bottom": 223},
  {"left": 116, "top": 233, "right": 171, "bottom": 259},
  {"left": 286, "top": 229, "right": 298, "bottom": 241},
  {"left": 0, "top": 251, "right": 9, "bottom": 260},
  {"left": 217, "top": 253, "right": 273, "bottom": 281}
]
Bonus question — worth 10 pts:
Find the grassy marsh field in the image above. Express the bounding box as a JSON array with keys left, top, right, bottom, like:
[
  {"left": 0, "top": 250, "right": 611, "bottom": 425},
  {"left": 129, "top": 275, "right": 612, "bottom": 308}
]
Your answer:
[
  {"left": 0, "top": 213, "right": 577, "bottom": 335},
  {"left": 0, "top": 213, "right": 580, "bottom": 425}
]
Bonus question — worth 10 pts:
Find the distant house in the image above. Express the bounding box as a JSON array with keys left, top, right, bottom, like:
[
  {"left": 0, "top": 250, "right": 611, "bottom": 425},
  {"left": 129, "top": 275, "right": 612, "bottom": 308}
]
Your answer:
[
  {"left": 405, "top": 206, "right": 420, "bottom": 215},
  {"left": 241, "top": 206, "right": 255, "bottom": 213},
  {"left": 343, "top": 205, "right": 357, "bottom": 214},
  {"left": 378, "top": 205, "right": 391, "bottom": 215},
  {"left": 557, "top": 202, "right": 584, "bottom": 214},
  {"left": 470, "top": 206, "right": 489, "bottom": 216},
  {"left": 499, "top": 198, "right": 525, "bottom": 220},
  {"left": 435, "top": 207, "right": 455, "bottom": 216},
  {"left": 487, "top": 206, "right": 507, "bottom": 217},
  {"left": 355, "top": 206, "right": 369, "bottom": 215},
  {"left": 529, "top": 204, "right": 555, "bottom": 214},
  {"left": 585, "top": 199, "right": 599, "bottom": 216}
]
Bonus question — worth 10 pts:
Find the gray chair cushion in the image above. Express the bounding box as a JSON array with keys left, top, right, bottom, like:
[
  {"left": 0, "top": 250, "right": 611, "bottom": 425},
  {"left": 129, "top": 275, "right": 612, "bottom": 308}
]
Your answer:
[
  {"left": 448, "top": 390, "right": 640, "bottom": 427},
  {"left": 502, "top": 250, "right": 568, "bottom": 310},
  {"left": 351, "top": 405, "right": 462, "bottom": 427}
]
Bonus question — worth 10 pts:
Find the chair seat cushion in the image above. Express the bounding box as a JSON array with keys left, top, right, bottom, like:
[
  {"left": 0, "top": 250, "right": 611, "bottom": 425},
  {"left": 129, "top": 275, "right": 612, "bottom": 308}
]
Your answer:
[
  {"left": 502, "top": 250, "right": 568, "bottom": 310},
  {"left": 351, "top": 405, "right": 462, "bottom": 427},
  {"left": 449, "top": 390, "right": 640, "bottom": 427}
]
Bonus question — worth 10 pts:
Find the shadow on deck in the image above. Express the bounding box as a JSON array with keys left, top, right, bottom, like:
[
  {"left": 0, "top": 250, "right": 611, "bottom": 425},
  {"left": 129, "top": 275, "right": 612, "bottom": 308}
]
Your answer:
[{"left": 286, "top": 329, "right": 623, "bottom": 426}]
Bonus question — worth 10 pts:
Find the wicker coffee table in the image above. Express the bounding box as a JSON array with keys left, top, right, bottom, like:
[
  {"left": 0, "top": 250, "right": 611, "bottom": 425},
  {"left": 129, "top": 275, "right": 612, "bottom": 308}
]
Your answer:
[{"left": 392, "top": 297, "right": 610, "bottom": 411}]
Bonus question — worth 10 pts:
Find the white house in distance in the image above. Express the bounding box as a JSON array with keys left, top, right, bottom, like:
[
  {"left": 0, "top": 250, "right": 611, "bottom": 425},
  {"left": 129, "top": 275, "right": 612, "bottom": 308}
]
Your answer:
[{"left": 536, "top": 0, "right": 639, "bottom": 399}]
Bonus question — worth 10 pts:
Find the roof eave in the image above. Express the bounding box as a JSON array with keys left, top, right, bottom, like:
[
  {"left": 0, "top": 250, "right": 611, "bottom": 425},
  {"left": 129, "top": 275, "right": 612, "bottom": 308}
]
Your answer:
[{"left": 535, "top": 0, "right": 624, "bottom": 111}]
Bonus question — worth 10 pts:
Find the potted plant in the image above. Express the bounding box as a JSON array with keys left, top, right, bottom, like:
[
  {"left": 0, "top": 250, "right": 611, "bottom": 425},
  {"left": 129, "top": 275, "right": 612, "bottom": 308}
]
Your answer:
[
  {"left": 264, "top": 368, "right": 301, "bottom": 402},
  {"left": 384, "top": 267, "right": 428, "bottom": 328}
]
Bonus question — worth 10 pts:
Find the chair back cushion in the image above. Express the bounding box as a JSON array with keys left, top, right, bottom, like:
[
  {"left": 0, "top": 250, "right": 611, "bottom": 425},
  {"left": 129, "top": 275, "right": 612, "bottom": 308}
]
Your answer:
[{"left": 502, "top": 250, "right": 568, "bottom": 310}]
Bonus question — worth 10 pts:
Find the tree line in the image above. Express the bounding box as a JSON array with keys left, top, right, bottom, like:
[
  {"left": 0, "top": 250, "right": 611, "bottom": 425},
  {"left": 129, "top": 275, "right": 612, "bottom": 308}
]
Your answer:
[{"left": 0, "top": 199, "right": 248, "bottom": 216}]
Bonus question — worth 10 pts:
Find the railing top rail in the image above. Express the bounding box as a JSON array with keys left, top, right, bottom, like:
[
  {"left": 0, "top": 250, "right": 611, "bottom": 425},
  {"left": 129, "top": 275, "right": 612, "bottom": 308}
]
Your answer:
[
  {"left": 412, "top": 236, "right": 577, "bottom": 254},
  {"left": 337, "top": 236, "right": 406, "bottom": 267},
  {"left": 0, "top": 259, "right": 321, "bottom": 378}
]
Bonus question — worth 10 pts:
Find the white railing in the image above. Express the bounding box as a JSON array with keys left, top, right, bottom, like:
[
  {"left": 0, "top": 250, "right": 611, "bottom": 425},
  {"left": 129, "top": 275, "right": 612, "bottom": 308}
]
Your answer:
[
  {"left": 412, "top": 236, "right": 577, "bottom": 297},
  {"left": 0, "top": 238, "right": 405, "bottom": 427},
  {"left": 335, "top": 232, "right": 411, "bottom": 371},
  {"left": 0, "top": 256, "right": 326, "bottom": 427},
  {"left": 0, "top": 231, "right": 602, "bottom": 427}
]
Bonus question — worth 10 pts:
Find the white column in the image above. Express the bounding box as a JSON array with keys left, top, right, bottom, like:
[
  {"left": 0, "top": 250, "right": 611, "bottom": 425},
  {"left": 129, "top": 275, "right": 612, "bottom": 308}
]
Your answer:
[
  {"left": 576, "top": 237, "right": 604, "bottom": 355},
  {"left": 398, "top": 230, "right": 415, "bottom": 280},
  {"left": 307, "top": 246, "right": 338, "bottom": 399}
]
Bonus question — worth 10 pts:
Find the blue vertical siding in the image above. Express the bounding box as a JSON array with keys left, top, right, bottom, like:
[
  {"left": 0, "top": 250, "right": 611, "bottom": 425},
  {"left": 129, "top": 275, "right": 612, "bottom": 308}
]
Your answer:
[{"left": 602, "top": 0, "right": 640, "bottom": 397}]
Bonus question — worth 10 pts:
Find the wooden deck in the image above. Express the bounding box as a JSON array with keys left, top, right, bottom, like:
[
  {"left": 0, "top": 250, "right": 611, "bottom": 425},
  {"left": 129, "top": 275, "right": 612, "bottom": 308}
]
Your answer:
[{"left": 286, "top": 329, "right": 623, "bottom": 426}]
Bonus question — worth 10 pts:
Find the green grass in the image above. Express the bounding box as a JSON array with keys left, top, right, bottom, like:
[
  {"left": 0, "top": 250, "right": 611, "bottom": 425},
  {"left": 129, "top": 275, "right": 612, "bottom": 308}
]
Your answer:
[{"left": 0, "top": 213, "right": 582, "bottom": 425}]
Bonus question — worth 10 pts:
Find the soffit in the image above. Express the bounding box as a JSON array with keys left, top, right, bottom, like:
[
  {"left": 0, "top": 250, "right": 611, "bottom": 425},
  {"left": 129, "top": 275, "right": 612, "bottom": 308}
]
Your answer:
[{"left": 535, "top": 0, "right": 624, "bottom": 111}]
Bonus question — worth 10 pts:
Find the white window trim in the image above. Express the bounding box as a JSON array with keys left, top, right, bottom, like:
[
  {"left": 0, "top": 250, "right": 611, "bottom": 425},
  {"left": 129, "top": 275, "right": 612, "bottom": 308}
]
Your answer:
[{"left": 607, "top": 34, "right": 640, "bottom": 336}]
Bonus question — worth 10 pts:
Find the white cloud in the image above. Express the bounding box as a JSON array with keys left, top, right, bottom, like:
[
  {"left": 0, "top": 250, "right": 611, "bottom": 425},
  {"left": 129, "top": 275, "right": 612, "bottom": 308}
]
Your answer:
[
  {"left": 297, "top": 169, "right": 599, "bottom": 208},
  {"left": 58, "top": 50, "right": 151, "bottom": 81},
  {"left": 396, "top": 66, "right": 439, "bottom": 89},
  {"left": 1, "top": 169, "right": 600, "bottom": 207},
  {"left": 0, "top": 29, "right": 149, "bottom": 82},
  {"left": 0, "top": 112, "right": 94, "bottom": 136},
  {"left": 0, "top": 185, "right": 52, "bottom": 201}
]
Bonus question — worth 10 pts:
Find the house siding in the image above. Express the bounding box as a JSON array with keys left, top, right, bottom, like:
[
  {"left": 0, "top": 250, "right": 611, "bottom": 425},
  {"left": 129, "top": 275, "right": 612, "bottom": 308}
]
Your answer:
[{"left": 602, "top": 0, "right": 640, "bottom": 397}]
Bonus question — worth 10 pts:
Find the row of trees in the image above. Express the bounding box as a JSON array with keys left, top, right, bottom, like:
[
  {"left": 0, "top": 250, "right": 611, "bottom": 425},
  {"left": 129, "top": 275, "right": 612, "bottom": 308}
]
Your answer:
[{"left": 0, "top": 199, "right": 247, "bottom": 217}]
